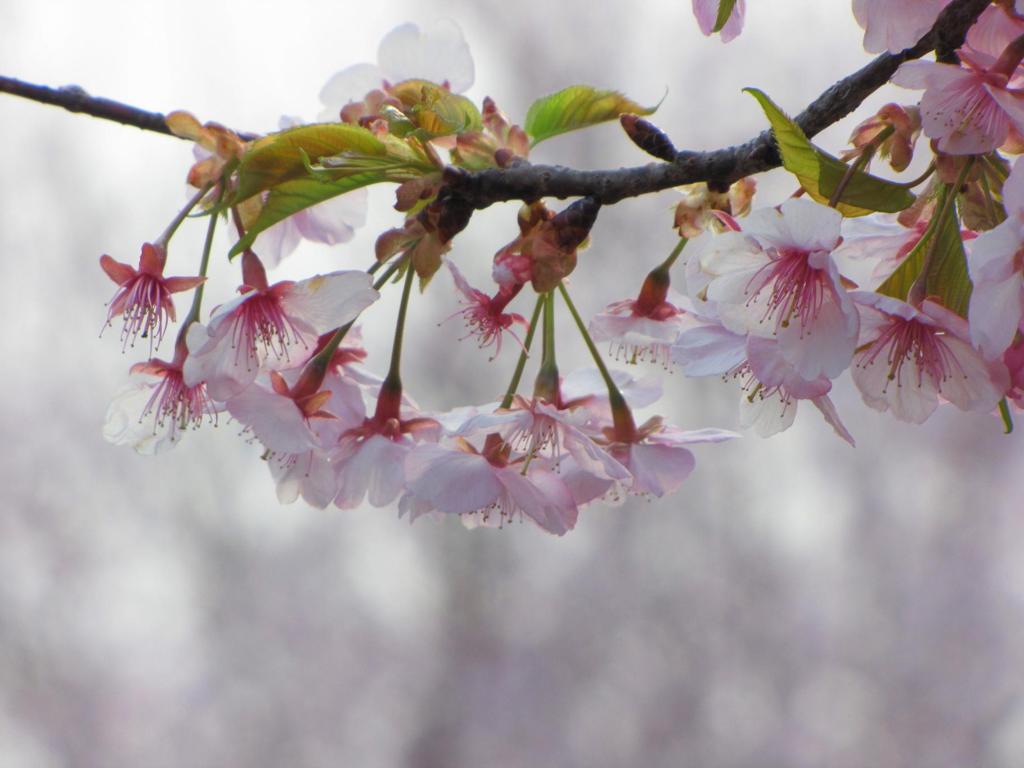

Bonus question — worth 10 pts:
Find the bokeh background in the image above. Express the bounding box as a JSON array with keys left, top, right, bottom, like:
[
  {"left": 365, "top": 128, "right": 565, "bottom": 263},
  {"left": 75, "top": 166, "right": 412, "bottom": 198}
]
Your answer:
[{"left": 2, "top": 1, "right": 1023, "bottom": 766}]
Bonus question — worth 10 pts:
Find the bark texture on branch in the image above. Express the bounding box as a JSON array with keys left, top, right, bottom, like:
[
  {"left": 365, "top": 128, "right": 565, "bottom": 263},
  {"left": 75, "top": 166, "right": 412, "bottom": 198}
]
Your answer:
[{"left": 0, "top": 0, "right": 991, "bottom": 211}]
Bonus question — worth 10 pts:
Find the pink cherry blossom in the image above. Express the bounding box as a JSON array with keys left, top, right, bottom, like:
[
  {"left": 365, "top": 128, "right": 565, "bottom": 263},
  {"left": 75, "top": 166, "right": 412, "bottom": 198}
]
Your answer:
[
  {"left": 401, "top": 440, "right": 578, "bottom": 535},
  {"left": 672, "top": 318, "right": 854, "bottom": 443},
  {"left": 691, "top": 0, "right": 746, "bottom": 43},
  {"left": 589, "top": 279, "right": 688, "bottom": 367},
  {"left": 851, "top": 294, "right": 1008, "bottom": 423},
  {"left": 100, "top": 242, "right": 204, "bottom": 351},
  {"left": 332, "top": 382, "right": 441, "bottom": 510},
  {"left": 964, "top": 5, "right": 1024, "bottom": 66},
  {"left": 184, "top": 252, "right": 378, "bottom": 401},
  {"left": 602, "top": 418, "right": 738, "bottom": 498},
  {"left": 256, "top": 188, "right": 369, "bottom": 269},
  {"left": 458, "top": 395, "right": 632, "bottom": 484},
  {"left": 833, "top": 215, "right": 928, "bottom": 288},
  {"left": 1004, "top": 336, "right": 1024, "bottom": 410},
  {"left": 892, "top": 36, "right": 1024, "bottom": 155},
  {"left": 968, "top": 157, "right": 1024, "bottom": 359},
  {"left": 444, "top": 259, "right": 527, "bottom": 358},
  {"left": 226, "top": 370, "right": 339, "bottom": 456},
  {"left": 319, "top": 21, "right": 474, "bottom": 121},
  {"left": 853, "top": 0, "right": 951, "bottom": 54},
  {"left": 699, "top": 198, "right": 859, "bottom": 381},
  {"left": 264, "top": 332, "right": 378, "bottom": 508},
  {"left": 103, "top": 352, "right": 218, "bottom": 455}
]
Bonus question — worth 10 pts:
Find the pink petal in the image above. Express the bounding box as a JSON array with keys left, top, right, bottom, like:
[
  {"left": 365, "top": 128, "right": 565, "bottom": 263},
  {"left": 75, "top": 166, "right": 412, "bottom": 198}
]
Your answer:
[{"left": 404, "top": 444, "right": 504, "bottom": 513}]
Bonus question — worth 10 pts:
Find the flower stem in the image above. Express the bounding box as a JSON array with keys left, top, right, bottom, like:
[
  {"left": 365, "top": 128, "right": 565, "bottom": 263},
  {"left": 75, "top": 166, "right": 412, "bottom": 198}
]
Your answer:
[
  {"left": 175, "top": 189, "right": 222, "bottom": 344},
  {"left": 999, "top": 398, "right": 1014, "bottom": 435},
  {"left": 892, "top": 161, "right": 936, "bottom": 189},
  {"left": 384, "top": 258, "right": 417, "bottom": 388},
  {"left": 828, "top": 125, "right": 892, "bottom": 208},
  {"left": 500, "top": 294, "right": 544, "bottom": 409},
  {"left": 659, "top": 236, "right": 688, "bottom": 272},
  {"left": 533, "top": 290, "right": 560, "bottom": 403},
  {"left": 557, "top": 281, "right": 629, "bottom": 413},
  {"left": 155, "top": 184, "right": 210, "bottom": 247},
  {"left": 308, "top": 258, "right": 404, "bottom": 373}
]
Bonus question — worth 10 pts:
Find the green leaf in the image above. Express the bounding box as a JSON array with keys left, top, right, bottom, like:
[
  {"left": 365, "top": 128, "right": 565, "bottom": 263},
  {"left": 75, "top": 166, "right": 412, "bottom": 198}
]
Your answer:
[
  {"left": 744, "top": 88, "right": 914, "bottom": 217},
  {"left": 234, "top": 124, "right": 387, "bottom": 203},
  {"left": 876, "top": 184, "right": 971, "bottom": 315},
  {"left": 524, "top": 85, "right": 657, "bottom": 146},
  {"left": 714, "top": 0, "right": 739, "bottom": 32},
  {"left": 924, "top": 194, "right": 972, "bottom": 316},
  {"left": 229, "top": 172, "right": 384, "bottom": 258},
  {"left": 389, "top": 80, "right": 483, "bottom": 138}
]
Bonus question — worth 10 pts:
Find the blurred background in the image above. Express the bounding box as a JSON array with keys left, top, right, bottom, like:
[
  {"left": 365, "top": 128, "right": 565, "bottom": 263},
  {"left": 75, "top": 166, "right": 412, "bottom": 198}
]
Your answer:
[{"left": 2, "top": 1, "right": 1023, "bottom": 766}]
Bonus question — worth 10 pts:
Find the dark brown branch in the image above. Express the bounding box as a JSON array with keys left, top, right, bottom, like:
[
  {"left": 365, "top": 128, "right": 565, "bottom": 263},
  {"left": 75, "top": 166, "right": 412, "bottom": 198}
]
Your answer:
[
  {"left": 0, "top": 0, "right": 990, "bottom": 210},
  {"left": 0, "top": 76, "right": 258, "bottom": 141},
  {"left": 443, "top": 0, "right": 990, "bottom": 206},
  {"left": 0, "top": 76, "right": 178, "bottom": 136}
]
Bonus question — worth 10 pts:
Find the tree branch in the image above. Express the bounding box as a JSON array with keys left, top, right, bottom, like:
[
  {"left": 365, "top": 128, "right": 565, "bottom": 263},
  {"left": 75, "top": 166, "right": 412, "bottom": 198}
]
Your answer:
[
  {"left": 0, "top": 76, "right": 180, "bottom": 136},
  {"left": 444, "top": 0, "right": 990, "bottom": 206},
  {"left": 0, "top": 0, "right": 990, "bottom": 212},
  {"left": 0, "top": 76, "right": 258, "bottom": 141}
]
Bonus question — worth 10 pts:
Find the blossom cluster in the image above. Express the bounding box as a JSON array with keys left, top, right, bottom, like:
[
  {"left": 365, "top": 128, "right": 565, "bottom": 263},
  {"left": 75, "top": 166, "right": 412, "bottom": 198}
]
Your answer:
[{"left": 100, "top": 4, "right": 1024, "bottom": 534}]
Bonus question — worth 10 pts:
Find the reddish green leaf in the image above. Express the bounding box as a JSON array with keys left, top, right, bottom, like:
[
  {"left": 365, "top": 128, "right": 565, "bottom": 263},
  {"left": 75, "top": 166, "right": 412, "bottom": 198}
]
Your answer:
[{"left": 525, "top": 85, "right": 657, "bottom": 146}]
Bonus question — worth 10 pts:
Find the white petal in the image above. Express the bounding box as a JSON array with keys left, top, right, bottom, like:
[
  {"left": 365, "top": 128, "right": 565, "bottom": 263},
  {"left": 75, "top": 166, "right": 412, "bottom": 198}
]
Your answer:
[
  {"left": 318, "top": 62, "right": 386, "bottom": 120},
  {"left": 969, "top": 270, "right": 1024, "bottom": 359},
  {"left": 671, "top": 324, "right": 747, "bottom": 376},
  {"left": 281, "top": 271, "right": 379, "bottom": 334},
  {"left": 227, "top": 385, "right": 315, "bottom": 454},
  {"left": 378, "top": 20, "right": 475, "bottom": 93},
  {"left": 294, "top": 188, "right": 369, "bottom": 246},
  {"left": 739, "top": 388, "right": 797, "bottom": 437}
]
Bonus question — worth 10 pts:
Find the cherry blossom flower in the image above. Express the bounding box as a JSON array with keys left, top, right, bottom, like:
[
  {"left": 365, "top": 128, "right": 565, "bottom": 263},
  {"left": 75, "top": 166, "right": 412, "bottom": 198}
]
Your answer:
[
  {"left": 691, "top": 0, "right": 746, "bottom": 43},
  {"left": 672, "top": 317, "right": 855, "bottom": 443},
  {"left": 846, "top": 103, "right": 921, "bottom": 172},
  {"left": 892, "top": 32, "right": 1024, "bottom": 155},
  {"left": 444, "top": 260, "right": 527, "bottom": 358},
  {"left": 673, "top": 178, "right": 755, "bottom": 238},
  {"left": 319, "top": 21, "right": 474, "bottom": 121},
  {"left": 100, "top": 243, "right": 204, "bottom": 351},
  {"left": 184, "top": 252, "right": 378, "bottom": 401},
  {"left": 103, "top": 351, "right": 218, "bottom": 455},
  {"left": 258, "top": 333, "right": 375, "bottom": 508},
  {"left": 964, "top": 5, "right": 1024, "bottom": 65},
  {"left": 458, "top": 395, "right": 632, "bottom": 484},
  {"left": 853, "top": 0, "right": 951, "bottom": 54},
  {"left": 332, "top": 382, "right": 441, "bottom": 510},
  {"left": 599, "top": 417, "right": 739, "bottom": 498},
  {"left": 699, "top": 198, "right": 859, "bottom": 381},
  {"left": 400, "top": 440, "right": 578, "bottom": 535},
  {"left": 851, "top": 293, "right": 1008, "bottom": 423},
  {"left": 226, "top": 370, "right": 339, "bottom": 456},
  {"left": 589, "top": 269, "right": 688, "bottom": 367},
  {"left": 967, "top": 157, "right": 1024, "bottom": 360},
  {"left": 1004, "top": 336, "right": 1024, "bottom": 410},
  {"left": 833, "top": 215, "right": 928, "bottom": 288}
]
